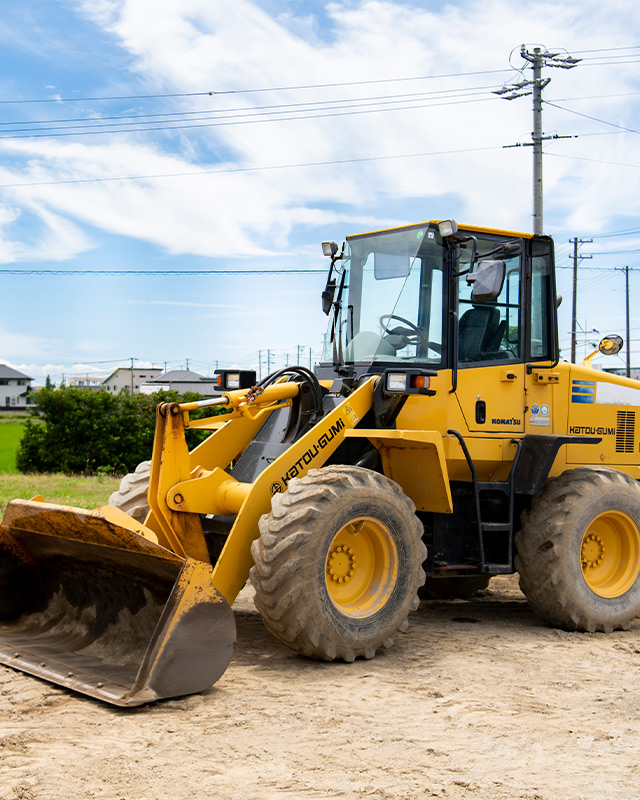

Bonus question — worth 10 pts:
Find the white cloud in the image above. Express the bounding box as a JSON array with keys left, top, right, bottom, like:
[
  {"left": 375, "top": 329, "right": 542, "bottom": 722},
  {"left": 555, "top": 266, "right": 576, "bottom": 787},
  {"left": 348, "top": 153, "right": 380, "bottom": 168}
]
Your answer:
[
  {"left": 0, "top": 328, "right": 61, "bottom": 362},
  {"left": 0, "top": 0, "right": 635, "bottom": 266},
  {"left": 0, "top": 200, "right": 92, "bottom": 263}
]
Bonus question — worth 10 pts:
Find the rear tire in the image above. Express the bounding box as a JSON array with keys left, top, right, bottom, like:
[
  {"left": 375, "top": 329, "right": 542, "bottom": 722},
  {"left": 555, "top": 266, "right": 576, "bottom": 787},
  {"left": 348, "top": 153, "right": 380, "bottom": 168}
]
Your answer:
[
  {"left": 250, "top": 466, "right": 426, "bottom": 661},
  {"left": 108, "top": 460, "right": 151, "bottom": 522},
  {"left": 515, "top": 467, "right": 640, "bottom": 632}
]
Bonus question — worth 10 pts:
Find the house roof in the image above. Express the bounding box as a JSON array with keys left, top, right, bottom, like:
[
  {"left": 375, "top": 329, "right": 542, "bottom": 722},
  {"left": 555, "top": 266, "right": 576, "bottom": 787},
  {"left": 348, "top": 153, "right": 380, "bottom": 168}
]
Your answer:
[
  {"left": 0, "top": 364, "right": 32, "bottom": 380},
  {"left": 146, "top": 370, "right": 206, "bottom": 383}
]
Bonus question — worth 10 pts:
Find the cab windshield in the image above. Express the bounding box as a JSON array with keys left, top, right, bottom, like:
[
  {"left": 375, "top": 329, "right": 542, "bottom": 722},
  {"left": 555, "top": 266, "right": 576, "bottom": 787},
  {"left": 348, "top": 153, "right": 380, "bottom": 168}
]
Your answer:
[{"left": 322, "top": 223, "right": 446, "bottom": 366}]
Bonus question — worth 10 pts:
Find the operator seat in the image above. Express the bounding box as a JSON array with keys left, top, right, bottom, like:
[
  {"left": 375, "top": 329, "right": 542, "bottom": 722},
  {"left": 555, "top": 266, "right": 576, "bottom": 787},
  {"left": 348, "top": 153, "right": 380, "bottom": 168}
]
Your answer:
[{"left": 458, "top": 306, "right": 503, "bottom": 362}]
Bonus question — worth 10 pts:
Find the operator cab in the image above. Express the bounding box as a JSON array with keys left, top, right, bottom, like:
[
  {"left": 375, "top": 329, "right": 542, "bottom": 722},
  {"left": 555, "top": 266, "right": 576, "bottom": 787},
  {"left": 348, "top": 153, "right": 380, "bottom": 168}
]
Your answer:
[{"left": 316, "top": 220, "right": 557, "bottom": 383}]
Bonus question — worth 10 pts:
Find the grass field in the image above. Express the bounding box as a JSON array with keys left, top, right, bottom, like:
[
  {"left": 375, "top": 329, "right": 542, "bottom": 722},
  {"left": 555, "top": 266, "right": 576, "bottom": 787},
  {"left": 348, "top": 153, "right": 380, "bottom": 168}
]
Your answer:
[
  {"left": 0, "top": 413, "right": 121, "bottom": 517},
  {"left": 0, "top": 473, "right": 121, "bottom": 518},
  {"left": 0, "top": 413, "right": 29, "bottom": 473},
  {"left": 0, "top": 424, "right": 24, "bottom": 473}
]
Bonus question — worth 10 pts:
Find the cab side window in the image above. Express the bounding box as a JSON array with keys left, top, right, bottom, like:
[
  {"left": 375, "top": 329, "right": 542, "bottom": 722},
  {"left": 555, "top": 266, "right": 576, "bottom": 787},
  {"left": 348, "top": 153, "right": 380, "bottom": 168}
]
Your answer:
[{"left": 458, "top": 255, "right": 521, "bottom": 363}]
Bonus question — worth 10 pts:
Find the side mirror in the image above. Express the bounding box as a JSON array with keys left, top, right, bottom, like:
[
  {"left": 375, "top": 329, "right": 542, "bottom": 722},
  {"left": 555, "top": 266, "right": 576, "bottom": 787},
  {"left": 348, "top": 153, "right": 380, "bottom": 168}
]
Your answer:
[
  {"left": 322, "top": 279, "right": 336, "bottom": 315},
  {"left": 582, "top": 334, "right": 623, "bottom": 367},
  {"left": 467, "top": 259, "right": 506, "bottom": 302},
  {"left": 599, "top": 334, "right": 623, "bottom": 355}
]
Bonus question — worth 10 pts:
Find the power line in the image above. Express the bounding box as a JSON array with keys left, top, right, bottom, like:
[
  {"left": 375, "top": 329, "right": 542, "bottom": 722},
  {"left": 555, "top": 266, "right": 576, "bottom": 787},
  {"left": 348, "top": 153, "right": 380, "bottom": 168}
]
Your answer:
[
  {"left": 0, "top": 68, "right": 515, "bottom": 105},
  {"left": 591, "top": 226, "right": 640, "bottom": 238},
  {"left": 544, "top": 101, "right": 640, "bottom": 135},
  {"left": 0, "top": 94, "right": 500, "bottom": 140},
  {"left": 0, "top": 83, "right": 502, "bottom": 129},
  {"left": 547, "top": 91, "right": 640, "bottom": 103},
  {"left": 545, "top": 152, "right": 640, "bottom": 170},
  {"left": 577, "top": 58, "right": 640, "bottom": 67},
  {"left": 0, "top": 145, "right": 502, "bottom": 189},
  {"left": 567, "top": 45, "right": 640, "bottom": 55},
  {"left": 0, "top": 268, "right": 326, "bottom": 275},
  {"left": 4, "top": 262, "right": 640, "bottom": 278}
]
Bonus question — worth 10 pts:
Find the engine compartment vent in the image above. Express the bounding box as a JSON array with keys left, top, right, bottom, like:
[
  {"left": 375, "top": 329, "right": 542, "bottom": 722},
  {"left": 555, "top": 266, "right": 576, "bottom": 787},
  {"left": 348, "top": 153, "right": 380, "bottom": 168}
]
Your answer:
[{"left": 616, "top": 410, "right": 635, "bottom": 453}]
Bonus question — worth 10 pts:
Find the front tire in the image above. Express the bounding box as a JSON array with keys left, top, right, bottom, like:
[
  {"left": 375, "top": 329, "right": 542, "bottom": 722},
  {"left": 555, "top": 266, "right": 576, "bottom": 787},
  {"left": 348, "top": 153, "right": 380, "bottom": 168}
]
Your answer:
[
  {"left": 515, "top": 467, "right": 640, "bottom": 632},
  {"left": 250, "top": 466, "right": 426, "bottom": 661},
  {"left": 108, "top": 460, "right": 151, "bottom": 522}
]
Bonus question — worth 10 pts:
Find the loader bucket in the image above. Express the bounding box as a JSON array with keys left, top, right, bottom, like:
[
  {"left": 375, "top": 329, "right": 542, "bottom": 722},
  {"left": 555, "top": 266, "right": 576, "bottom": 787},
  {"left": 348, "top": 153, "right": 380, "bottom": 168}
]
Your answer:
[{"left": 0, "top": 499, "right": 235, "bottom": 707}]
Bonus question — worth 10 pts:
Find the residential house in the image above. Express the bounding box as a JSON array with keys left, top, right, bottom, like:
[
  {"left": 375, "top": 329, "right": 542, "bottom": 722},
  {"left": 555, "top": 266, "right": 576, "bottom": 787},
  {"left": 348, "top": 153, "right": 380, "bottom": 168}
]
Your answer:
[
  {"left": 0, "top": 365, "right": 35, "bottom": 410},
  {"left": 141, "top": 369, "right": 220, "bottom": 398},
  {"left": 102, "top": 367, "right": 163, "bottom": 395},
  {"left": 68, "top": 376, "right": 106, "bottom": 391}
]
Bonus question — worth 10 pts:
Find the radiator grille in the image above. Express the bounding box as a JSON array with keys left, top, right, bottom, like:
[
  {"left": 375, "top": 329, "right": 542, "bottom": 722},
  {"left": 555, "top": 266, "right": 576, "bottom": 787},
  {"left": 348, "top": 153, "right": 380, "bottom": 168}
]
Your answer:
[{"left": 616, "top": 410, "right": 635, "bottom": 453}]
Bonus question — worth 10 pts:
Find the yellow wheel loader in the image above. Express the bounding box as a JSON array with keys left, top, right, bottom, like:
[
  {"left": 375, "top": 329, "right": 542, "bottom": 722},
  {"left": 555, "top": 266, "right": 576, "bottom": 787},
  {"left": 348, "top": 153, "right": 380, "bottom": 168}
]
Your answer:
[{"left": 2, "top": 218, "right": 640, "bottom": 706}]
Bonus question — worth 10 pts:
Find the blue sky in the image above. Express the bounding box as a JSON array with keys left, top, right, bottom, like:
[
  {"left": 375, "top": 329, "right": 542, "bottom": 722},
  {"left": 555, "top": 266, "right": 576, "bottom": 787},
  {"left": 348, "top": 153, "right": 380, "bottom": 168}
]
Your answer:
[{"left": 0, "top": 0, "right": 639, "bottom": 383}]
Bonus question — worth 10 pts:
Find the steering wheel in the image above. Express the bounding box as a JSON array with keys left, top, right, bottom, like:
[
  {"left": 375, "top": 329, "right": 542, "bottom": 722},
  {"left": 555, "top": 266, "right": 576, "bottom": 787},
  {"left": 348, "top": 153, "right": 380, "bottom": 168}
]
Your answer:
[{"left": 379, "top": 314, "right": 425, "bottom": 346}]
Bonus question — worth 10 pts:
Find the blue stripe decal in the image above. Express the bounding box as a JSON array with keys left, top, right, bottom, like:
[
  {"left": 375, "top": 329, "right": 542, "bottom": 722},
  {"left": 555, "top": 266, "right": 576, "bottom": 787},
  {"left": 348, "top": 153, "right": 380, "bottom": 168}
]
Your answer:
[
  {"left": 572, "top": 380, "right": 595, "bottom": 386},
  {"left": 572, "top": 395, "right": 595, "bottom": 404},
  {"left": 572, "top": 385, "right": 595, "bottom": 395}
]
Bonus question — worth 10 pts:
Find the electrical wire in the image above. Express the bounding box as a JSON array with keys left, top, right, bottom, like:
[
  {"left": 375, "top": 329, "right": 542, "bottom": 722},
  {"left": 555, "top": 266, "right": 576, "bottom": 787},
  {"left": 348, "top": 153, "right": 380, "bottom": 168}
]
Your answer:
[
  {"left": 567, "top": 46, "right": 640, "bottom": 55},
  {"left": 0, "top": 269, "right": 326, "bottom": 275},
  {"left": 544, "top": 100, "right": 640, "bottom": 135},
  {"left": 0, "top": 68, "right": 515, "bottom": 105},
  {"left": 545, "top": 152, "right": 640, "bottom": 169},
  {"left": 0, "top": 83, "right": 502, "bottom": 129},
  {"left": 591, "top": 226, "right": 640, "bottom": 238},
  {"left": 0, "top": 94, "right": 500, "bottom": 140},
  {"left": 0, "top": 145, "right": 502, "bottom": 189}
]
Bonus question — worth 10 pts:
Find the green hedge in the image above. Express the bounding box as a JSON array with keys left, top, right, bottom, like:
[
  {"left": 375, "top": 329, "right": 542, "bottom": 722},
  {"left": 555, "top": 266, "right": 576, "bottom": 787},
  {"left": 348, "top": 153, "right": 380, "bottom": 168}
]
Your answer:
[{"left": 16, "top": 387, "right": 224, "bottom": 475}]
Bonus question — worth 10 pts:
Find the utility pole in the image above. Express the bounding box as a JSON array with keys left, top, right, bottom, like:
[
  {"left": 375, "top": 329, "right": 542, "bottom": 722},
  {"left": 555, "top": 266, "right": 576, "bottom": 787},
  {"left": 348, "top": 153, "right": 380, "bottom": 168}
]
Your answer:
[
  {"left": 626, "top": 266, "right": 631, "bottom": 378},
  {"left": 130, "top": 356, "right": 135, "bottom": 394},
  {"left": 267, "top": 349, "right": 273, "bottom": 374},
  {"left": 258, "top": 350, "right": 262, "bottom": 380},
  {"left": 496, "top": 45, "right": 580, "bottom": 234},
  {"left": 570, "top": 238, "right": 593, "bottom": 363},
  {"left": 296, "top": 344, "right": 301, "bottom": 365},
  {"left": 531, "top": 49, "right": 545, "bottom": 236}
]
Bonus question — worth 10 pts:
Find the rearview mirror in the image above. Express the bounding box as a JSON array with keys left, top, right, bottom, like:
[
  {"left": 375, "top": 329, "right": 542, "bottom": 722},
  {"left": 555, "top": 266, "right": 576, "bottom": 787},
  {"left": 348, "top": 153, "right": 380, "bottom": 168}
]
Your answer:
[
  {"left": 467, "top": 259, "right": 506, "bottom": 302},
  {"left": 322, "top": 279, "right": 336, "bottom": 315}
]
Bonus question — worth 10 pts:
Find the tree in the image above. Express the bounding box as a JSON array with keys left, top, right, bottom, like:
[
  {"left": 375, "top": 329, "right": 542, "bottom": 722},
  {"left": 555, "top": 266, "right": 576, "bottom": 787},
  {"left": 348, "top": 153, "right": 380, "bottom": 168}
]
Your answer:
[{"left": 16, "top": 387, "right": 223, "bottom": 474}]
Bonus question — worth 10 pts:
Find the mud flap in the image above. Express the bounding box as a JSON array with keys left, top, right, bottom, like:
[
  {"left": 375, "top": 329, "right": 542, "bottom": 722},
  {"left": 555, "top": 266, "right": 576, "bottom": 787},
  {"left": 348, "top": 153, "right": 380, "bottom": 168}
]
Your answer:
[{"left": 0, "top": 500, "right": 236, "bottom": 706}]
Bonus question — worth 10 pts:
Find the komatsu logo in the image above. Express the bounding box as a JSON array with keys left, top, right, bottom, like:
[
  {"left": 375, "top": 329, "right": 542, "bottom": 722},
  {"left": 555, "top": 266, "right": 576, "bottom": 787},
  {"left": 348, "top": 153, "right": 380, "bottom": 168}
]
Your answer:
[
  {"left": 272, "top": 418, "right": 346, "bottom": 493},
  {"left": 491, "top": 417, "right": 521, "bottom": 426},
  {"left": 569, "top": 426, "right": 615, "bottom": 436}
]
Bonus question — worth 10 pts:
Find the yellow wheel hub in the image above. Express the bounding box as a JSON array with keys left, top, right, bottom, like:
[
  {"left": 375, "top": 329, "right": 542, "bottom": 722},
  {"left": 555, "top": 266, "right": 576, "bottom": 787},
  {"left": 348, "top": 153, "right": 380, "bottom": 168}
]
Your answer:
[
  {"left": 580, "top": 511, "right": 640, "bottom": 598},
  {"left": 325, "top": 517, "right": 398, "bottom": 618}
]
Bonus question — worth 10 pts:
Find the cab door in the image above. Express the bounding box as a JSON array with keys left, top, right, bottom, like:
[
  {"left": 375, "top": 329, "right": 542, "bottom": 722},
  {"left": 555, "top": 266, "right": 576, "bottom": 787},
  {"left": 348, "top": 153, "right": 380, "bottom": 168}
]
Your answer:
[{"left": 454, "top": 253, "right": 526, "bottom": 434}]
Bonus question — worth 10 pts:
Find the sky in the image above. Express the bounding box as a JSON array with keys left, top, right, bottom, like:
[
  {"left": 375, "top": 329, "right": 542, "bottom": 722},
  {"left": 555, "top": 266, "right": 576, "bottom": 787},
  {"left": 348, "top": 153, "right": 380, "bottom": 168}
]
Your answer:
[{"left": 0, "top": 0, "right": 639, "bottom": 383}]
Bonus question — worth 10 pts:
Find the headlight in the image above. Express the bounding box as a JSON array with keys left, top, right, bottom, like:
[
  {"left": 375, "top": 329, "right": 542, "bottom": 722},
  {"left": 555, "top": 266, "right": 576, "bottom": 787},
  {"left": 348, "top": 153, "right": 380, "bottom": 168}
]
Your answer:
[
  {"left": 386, "top": 373, "right": 407, "bottom": 392},
  {"left": 437, "top": 219, "right": 458, "bottom": 238},
  {"left": 214, "top": 370, "right": 257, "bottom": 391},
  {"left": 381, "top": 369, "right": 436, "bottom": 397}
]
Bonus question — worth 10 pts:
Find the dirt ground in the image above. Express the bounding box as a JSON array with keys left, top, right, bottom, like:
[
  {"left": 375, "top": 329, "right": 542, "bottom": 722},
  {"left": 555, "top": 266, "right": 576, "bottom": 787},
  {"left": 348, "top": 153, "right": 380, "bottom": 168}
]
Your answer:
[{"left": 1, "top": 576, "right": 639, "bottom": 800}]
